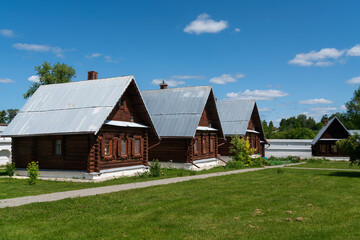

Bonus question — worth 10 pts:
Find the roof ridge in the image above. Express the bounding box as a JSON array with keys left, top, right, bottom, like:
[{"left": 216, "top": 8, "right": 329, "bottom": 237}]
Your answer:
[
  {"left": 142, "top": 85, "right": 212, "bottom": 93},
  {"left": 39, "top": 75, "right": 134, "bottom": 88}
]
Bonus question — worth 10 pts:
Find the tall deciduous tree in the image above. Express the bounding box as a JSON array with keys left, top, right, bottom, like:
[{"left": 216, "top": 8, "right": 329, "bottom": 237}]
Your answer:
[
  {"left": 337, "top": 133, "right": 360, "bottom": 164},
  {"left": 24, "top": 62, "right": 76, "bottom": 99},
  {"left": 345, "top": 86, "right": 360, "bottom": 129}
]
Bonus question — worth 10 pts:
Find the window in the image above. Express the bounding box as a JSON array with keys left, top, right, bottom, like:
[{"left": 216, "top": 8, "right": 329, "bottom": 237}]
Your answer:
[
  {"left": 202, "top": 136, "right": 207, "bottom": 153},
  {"left": 121, "top": 139, "right": 126, "bottom": 155},
  {"left": 132, "top": 136, "right": 142, "bottom": 157},
  {"left": 119, "top": 99, "right": 124, "bottom": 107},
  {"left": 331, "top": 144, "right": 338, "bottom": 153},
  {"left": 210, "top": 137, "right": 214, "bottom": 153},
  {"left": 55, "top": 139, "right": 62, "bottom": 156},
  {"left": 320, "top": 144, "right": 327, "bottom": 153},
  {"left": 194, "top": 138, "right": 198, "bottom": 155},
  {"left": 135, "top": 139, "right": 140, "bottom": 154},
  {"left": 104, "top": 139, "right": 112, "bottom": 156}
]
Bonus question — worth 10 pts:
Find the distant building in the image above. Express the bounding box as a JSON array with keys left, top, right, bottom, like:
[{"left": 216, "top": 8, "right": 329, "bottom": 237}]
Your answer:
[
  {"left": 0, "top": 124, "right": 11, "bottom": 165},
  {"left": 312, "top": 116, "right": 359, "bottom": 158},
  {"left": 216, "top": 100, "right": 268, "bottom": 157}
]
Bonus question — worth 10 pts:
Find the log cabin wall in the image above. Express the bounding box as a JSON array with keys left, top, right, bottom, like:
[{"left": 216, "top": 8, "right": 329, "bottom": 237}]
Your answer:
[
  {"left": 312, "top": 141, "right": 343, "bottom": 157},
  {"left": 12, "top": 134, "right": 91, "bottom": 171},
  {"left": 90, "top": 125, "right": 148, "bottom": 172},
  {"left": 192, "top": 131, "right": 218, "bottom": 161},
  {"left": 148, "top": 138, "right": 189, "bottom": 163}
]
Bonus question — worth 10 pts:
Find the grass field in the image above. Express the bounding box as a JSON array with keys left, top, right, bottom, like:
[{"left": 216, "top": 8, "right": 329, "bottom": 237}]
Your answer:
[
  {"left": 1, "top": 168, "right": 360, "bottom": 239},
  {"left": 288, "top": 160, "right": 360, "bottom": 170},
  {"left": 0, "top": 166, "right": 234, "bottom": 200}
]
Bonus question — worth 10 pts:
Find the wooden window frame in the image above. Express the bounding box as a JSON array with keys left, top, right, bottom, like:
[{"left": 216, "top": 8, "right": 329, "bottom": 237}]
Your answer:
[
  {"left": 331, "top": 144, "right": 338, "bottom": 153},
  {"left": 101, "top": 134, "right": 114, "bottom": 160},
  {"left": 194, "top": 137, "right": 200, "bottom": 155},
  {"left": 118, "top": 134, "right": 128, "bottom": 159},
  {"left": 202, "top": 135, "right": 207, "bottom": 154},
  {"left": 210, "top": 136, "right": 215, "bottom": 153},
  {"left": 54, "top": 136, "right": 63, "bottom": 158},
  {"left": 132, "top": 135, "right": 142, "bottom": 158},
  {"left": 320, "top": 144, "right": 327, "bottom": 154}
]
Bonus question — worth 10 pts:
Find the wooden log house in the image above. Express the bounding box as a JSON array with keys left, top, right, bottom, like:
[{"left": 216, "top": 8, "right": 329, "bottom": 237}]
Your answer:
[
  {"left": 312, "top": 116, "right": 359, "bottom": 158},
  {"left": 216, "top": 100, "right": 268, "bottom": 157},
  {"left": 2, "top": 72, "right": 158, "bottom": 179},
  {"left": 141, "top": 83, "right": 225, "bottom": 170}
]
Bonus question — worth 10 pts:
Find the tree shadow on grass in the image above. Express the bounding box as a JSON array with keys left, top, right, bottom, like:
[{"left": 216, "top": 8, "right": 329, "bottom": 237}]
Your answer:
[{"left": 325, "top": 171, "right": 360, "bottom": 178}]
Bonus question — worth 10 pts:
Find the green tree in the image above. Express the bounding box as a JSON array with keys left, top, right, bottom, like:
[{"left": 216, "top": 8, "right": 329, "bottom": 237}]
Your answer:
[
  {"left": 6, "top": 109, "right": 19, "bottom": 122},
  {"left": 337, "top": 133, "right": 360, "bottom": 165},
  {"left": 0, "top": 110, "right": 6, "bottom": 123},
  {"left": 229, "top": 135, "right": 255, "bottom": 166},
  {"left": 345, "top": 86, "right": 360, "bottom": 129},
  {"left": 24, "top": 61, "right": 76, "bottom": 99}
]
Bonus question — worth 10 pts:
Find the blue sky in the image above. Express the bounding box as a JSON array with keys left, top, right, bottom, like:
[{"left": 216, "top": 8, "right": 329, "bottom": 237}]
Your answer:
[{"left": 1, "top": 0, "right": 360, "bottom": 125}]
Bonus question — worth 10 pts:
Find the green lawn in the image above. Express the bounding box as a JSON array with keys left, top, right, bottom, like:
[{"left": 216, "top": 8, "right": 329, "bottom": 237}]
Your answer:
[
  {"left": 1, "top": 168, "right": 360, "bottom": 239},
  {"left": 288, "top": 160, "right": 360, "bottom": 170},
  {"left": 0, "top": 166, "right": 236, "bottom": 200}
]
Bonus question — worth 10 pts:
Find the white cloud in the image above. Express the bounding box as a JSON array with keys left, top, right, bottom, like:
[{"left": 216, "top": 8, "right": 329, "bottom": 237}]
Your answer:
[
  {"left": 346, "top": 76, "right": 360, "bottom": 84},
  {"left": 347, "top": 44, "right": 360, "bottom": 56},
  {"left": 234, "top": 28, "right": 241, "bottom": 32},
  {"left": 259, "top": 107, "right": 272, "bottom": 112},
  {"left": 28, "top": 75, "right": 40, "bottom": 82},
  {"left": 226, "top": 89, "right": 289, "bottom": 101},
  {"left": 210, "top": 73, "right": 245, "bottom": 85},
  {"left": 340, "top": 105, "right": 347, "bottom": 110},
  {"left": 288, "top": 48, "right": 345, "bottom": 66},
  {"left": 151, "top": 75, "right": 204, "bottom": 87},
  {"left": 0, "top": 29, "right": 15, "bottom": 38},
  {"left": 13, "top": 43, "right": 66, "bottom": 57},
  {"left": 309, "top": 106, "right": 337, "bottom": 116},
  {"left": 0, "top": 78, "right": 15, "bottom": 83},
  {"left": 104, "top": 55, "right": 119, "bottom": 63},
  {"left": 86, "top": 53, "right": 102, "bottom": 59},
  {"left": 299, "top": 98, "right": 334, "bottom": 105},
  {"left": 184, "top": 13, "right": 228, "bottom": 35}
]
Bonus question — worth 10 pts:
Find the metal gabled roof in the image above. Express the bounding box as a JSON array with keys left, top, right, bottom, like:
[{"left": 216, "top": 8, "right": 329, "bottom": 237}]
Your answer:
[
  {"left": 349, "top": 130, "right": 360, "bottom": 135},
  {"left": 141, "top": 86, "right": 212, "bottom": 138},
  {"left": 312, "top": 117, "right": 349, "bottom": 145},
  {"left": 216, "top": 100, "right": 256, "bottom": 136},
  {"left": 2, "top": 76, "right": 134, "bottom": 137}
]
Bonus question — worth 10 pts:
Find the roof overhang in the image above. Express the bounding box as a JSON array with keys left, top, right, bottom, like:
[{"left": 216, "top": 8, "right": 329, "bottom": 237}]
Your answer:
[
  {"left": 246, "top": 129, "right": 260, "bottom": 134},
  {"left": 196, "top": 126, "right": 218, "bottom": 131},
  {"left": 105, "top": 120, "right": 149, "bottom": 129}
]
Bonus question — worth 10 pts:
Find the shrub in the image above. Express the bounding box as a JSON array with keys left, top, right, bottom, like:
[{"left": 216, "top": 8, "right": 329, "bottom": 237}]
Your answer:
[
  {"left": 27, "top": 161, "right": 39, "bottom": 185},
  {"left": 5, "top": 162, "right": 16, "bottom": 177},
  {"left": 252, "top": 157, "right": 271, "bottom": 167},
  {"left": 150, "top": 159, "right": 161, "bottom": 177},
  {"left": 229, "top": 135, "right": 255, "bottom": 167},
  {"left": 225, "top": 160, "right": 245, "bottom": 169},
  {"left": 337, "top": 132, "right": 360, "bottom": 165}
]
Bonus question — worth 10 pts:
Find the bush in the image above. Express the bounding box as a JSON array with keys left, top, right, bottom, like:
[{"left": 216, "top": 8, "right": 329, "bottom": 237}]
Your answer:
[
  {"left": 149, "top": 159, "right": 161, "bottom": 177},
  {"left": 225, "top": 160, "right": 244, "bottom": 169},
  {"left": 229, "top": 135, "right": 255, "bottom": 167},
  {"left": 337, "top": 132, "right": 360, "bottom": 165},
  {"left": 252, "top": 157, "right": 271, "bottom": 167},
  {"left": 27, "top": 161, "right": 39, "bottom": 185},
  {"left": 305, "top": 157, "right": 328, "bottom": 163},
  {"left": 5, "top": 162, "right": 16, "bottom": 177}
]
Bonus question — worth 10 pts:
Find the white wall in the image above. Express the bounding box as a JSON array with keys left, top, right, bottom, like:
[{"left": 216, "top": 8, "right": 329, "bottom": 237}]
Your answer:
[
  {"left": 265, "top": 139, "right": 312, "bottom": 159},
  {"left": 0, "top": 137, "right": 11, "bottom": 165}
]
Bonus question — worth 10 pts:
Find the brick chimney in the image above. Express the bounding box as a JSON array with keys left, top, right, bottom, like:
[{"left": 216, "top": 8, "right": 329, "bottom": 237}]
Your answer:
[
  {"left": 160, "top": 80, "right": 168, "bottom": 89},
  {"left": 88, "top": 71, "right": 98, "bottom": 80},
  {"left": 324, "top": 114, "right": 329, "bottom": 126}
]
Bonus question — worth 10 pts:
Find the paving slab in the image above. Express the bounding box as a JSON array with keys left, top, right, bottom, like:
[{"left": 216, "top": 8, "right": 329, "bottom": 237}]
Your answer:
[{"left": 0, "top": 164, "right": 301, "bottom": 208}]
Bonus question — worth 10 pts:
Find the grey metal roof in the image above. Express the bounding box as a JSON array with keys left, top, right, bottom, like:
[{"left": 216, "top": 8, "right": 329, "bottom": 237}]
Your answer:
[
  {"left": 2, "top": 76, "right": 134, "bottom": 137},
  {"left": 311, "top": 117, "right": 349, "bottom": 145},
  {"left": 349, "top": 130, "right": 360, "bottom": 135},
  {"left": 216, "top": 100, "right": 256, "bottom": 136},
  {"left": 0, "top": 126, "right": 6, "bottom": 133},
  {"left": 141, "top": 86, "right": 212, "bottom": 137}
]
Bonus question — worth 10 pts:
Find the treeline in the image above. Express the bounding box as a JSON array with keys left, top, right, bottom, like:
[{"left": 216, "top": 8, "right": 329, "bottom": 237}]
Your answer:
[
  {"left": 262, "top": 114, "right": 321, "bottom": 139},
  {"left": 263, "top": 85, "right": 360, "bottom": 139},
  {"left": 0, "top": 109, "right": 19, "bottom": 123}
]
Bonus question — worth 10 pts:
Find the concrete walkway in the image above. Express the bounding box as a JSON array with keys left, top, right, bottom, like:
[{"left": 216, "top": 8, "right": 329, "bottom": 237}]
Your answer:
[{"left": 0, "top": 164, "right": 298, "bottom": 209}]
